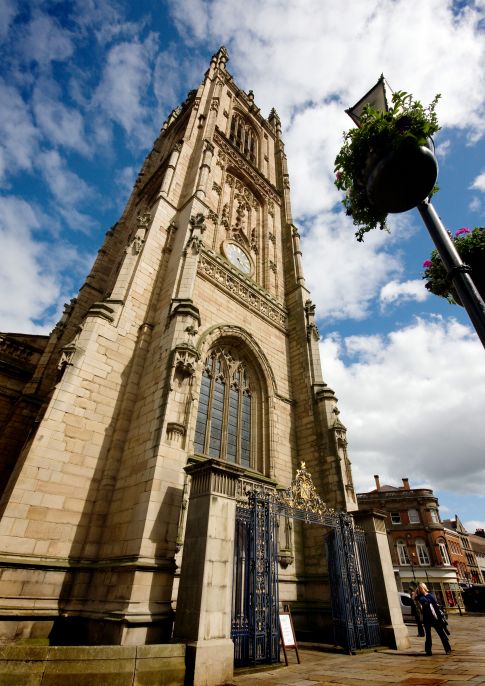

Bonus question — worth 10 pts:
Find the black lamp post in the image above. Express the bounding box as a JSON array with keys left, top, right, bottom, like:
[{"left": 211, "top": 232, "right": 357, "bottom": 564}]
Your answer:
[{"left": 346, "top": 79, "right": 485, "bottom": 349}]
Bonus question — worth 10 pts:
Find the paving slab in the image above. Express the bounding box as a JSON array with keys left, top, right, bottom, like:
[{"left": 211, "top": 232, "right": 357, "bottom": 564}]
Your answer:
[{"left": 233, "top": 615, "right": 485, "bottom": 686}]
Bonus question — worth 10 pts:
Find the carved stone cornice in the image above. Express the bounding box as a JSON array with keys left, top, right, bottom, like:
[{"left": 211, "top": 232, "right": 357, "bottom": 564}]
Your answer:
[
  {"left": 213, "top": 129, "right": 281, "bottom": 205},
  {"left": 0, "top": 335, "right": 44, "bottom": 366},
  {"left": 197, "top": 248, "right": 288, "bottom": 331}
]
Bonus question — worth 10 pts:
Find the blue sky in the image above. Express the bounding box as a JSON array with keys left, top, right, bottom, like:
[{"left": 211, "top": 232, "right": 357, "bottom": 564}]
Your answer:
[{"left": 1, "top": 0, "right": 484, "bottom": 530}]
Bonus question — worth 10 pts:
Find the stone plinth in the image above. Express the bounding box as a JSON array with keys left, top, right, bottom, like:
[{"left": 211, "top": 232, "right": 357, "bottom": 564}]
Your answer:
[{"left": 173, "top": 459, "right": 243, "bottom": 686}]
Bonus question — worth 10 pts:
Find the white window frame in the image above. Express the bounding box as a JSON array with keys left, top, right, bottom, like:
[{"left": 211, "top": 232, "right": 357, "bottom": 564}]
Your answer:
[
  {"left": 429, "top": 509, "right": 440, "bottom": 523},
  {"left": 397, "top": 539, "right": 410, "bottom": 565},
  {"left": 408, "top": 508, "right": 420, "bottom": 524},
  {"left": 391, "top": 512, "right": 401, "bottom": 524},
  {"left": 438, "top": 539, "right": 450, "bottom": 565},
  {"left": 416, "top": 538, "right": 430, "bottom": 566}
]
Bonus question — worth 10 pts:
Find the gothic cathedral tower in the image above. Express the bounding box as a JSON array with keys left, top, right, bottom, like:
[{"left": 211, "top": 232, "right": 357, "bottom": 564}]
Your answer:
[{"left": 0, "top": 47, "right": 358, "bottom": 648}]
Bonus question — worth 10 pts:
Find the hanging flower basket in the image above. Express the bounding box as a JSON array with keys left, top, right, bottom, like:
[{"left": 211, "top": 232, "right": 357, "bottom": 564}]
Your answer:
[
  {"left": 422, "top": 227, "right": 485, "bottom": 305},
  {"left": 335, "top": 90, "right": 441, "bottom": 241}
]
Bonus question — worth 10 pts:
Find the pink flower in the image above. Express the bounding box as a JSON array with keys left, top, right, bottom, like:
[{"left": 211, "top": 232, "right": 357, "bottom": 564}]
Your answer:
[
  {"left": 422, "top": 260, "right": 433, "bottom": 268},
  {"left": 336, "top": 171, "right": 342, "bottom": 181},
  {"left": 455, "top": 227, "right": 470, "bottom": 236}
]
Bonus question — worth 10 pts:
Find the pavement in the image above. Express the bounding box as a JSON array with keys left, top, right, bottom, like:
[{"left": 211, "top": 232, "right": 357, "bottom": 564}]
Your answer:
[{"left": 232, "top": 614, "right": 485, "bottom": 686}]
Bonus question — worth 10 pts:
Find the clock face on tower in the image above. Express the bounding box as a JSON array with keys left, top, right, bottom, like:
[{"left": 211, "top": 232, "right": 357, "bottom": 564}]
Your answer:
[{"left": 224, "top": 242, "right": 252, "bottom": 275}]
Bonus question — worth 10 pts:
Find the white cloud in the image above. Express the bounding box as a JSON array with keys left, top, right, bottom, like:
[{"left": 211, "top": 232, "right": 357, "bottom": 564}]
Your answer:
[
  {"left": 72, "top": 0, "right": 146, "bottom": 46},
  {"left": 38, "top": 150, "right": 97, "bottom": 232},
  {"left": 469, "top": 196, "right": 483, "bottom": 213},
  {"left": 32, "top": 83, "right": 90, "bottom": 156},
  {"left": 319, "top": 316, "right": 485, "bottom": 497},
  {"left": 300, "top": 211, "right": 416, "bottom": 321},
  {"left": 93, "top": 35, "right": 158, "bottom": 144},
  {"left": 168, "top": 0, "right": 485, "bottom": 141},
  {"left": 153, "top": 49, "right": 187, "bottom": 114},
  {"left": 435, "top": 139, "right": 451, "bottom": 160},
  {"left": 0, "top": 79, "right": 40, "bottom": 183},
  {"left": 285, "top": 102, "right": 344, "bottom": 218},
  {"left": 39, "top": 150, "right": 91, "bottom": 206},
  {"left": 464, "top": 520, "right": 485, "bottom": 534},
  {"left": 0, "top": 0, "right": 17, "bottom": 40},
  {"left": 380, "top": 279, "right": 429, "bottom": 308},
  {"left": 21, "top": 12, "right": 74, "bottom": 66},
  {"left": 0, "top": 196, "right": 90, "bottom": 333},
  {"left": 471, "top": 172, "right": 485, "bottom": 192}
]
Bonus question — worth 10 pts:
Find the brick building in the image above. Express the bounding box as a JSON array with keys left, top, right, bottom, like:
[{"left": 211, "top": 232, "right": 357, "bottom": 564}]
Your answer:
[
  {"left": 442, "top": 516, "right": 484, "bottom": 585},
  {"left": 357, "top": 476, "right": 463, "bottom": 611},
  {"left": 469, "top": 529, "right": 485, "bottom": 582}
]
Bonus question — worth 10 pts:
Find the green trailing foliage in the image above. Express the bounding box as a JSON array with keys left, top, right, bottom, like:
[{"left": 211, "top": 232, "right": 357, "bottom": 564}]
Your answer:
[
  {"left": 335, "top": 90, "right": 441, "bottom": 241},
  {"left": 422, "top": 227, "right": 485, "bottom": 304}
]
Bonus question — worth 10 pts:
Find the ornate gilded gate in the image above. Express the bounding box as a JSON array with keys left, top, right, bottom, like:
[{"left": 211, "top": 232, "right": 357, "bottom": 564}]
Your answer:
[{"left": 231, "top": 464, "right": 380, "bottom": 666}]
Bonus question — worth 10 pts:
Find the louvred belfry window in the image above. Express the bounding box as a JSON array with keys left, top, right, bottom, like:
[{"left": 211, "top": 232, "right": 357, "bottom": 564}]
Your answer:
[
  {"left": 194, "top": 347, "right": 252, "bottom": 468},
  {"left": 229, "top": 113, "right": 257, "bottom": 165}
]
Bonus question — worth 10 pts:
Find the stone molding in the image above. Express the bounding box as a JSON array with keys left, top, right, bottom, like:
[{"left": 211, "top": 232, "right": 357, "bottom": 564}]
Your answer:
[
  {"left": 0, "top": 336, "right": 42, "bottom": 365},
  {"left": 197, "top": 248, "right": 288, "bottom": 331},
  {"left": 213, "top": 129, "right": 281, "bottom": 204},
  {"left": 0, "top": 553, "right": 176, "bottom": 573},
  {"left": 185, "top": 458, "right": 244, "bottom": 499}
]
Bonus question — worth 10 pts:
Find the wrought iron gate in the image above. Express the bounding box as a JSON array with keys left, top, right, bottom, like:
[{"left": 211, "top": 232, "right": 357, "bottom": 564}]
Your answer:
[
  {"left": 231, "top": 465, "right": 380, "bottom": 666},
  {"left": 327, "top": 513, "right": 380, "bottom": 653},
  {"left": 232, "top": 492, "right": 279, "bottom": 667}
]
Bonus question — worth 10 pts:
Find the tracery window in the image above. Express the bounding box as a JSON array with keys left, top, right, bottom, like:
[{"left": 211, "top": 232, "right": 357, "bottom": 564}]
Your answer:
[
  {"left": 193, "top": 346, "right": 252, "bottom": 468},
  {"left": 230, "top": 113, "right": 258, "bottom": 164}
]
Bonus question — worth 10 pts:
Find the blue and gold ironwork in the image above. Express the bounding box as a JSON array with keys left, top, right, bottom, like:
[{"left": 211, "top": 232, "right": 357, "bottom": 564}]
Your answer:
[
  {"left": 232, "top": 464, "right": 380, "bottom": 665},
  {"left": 232, "top": 492, "right": 279, "bottom": 666},
  {"left": 327, "top": 513, "right": 380, "bottom": 653},
  {"left": 278, "top": 461, "right": 334, "bottom": 519}
]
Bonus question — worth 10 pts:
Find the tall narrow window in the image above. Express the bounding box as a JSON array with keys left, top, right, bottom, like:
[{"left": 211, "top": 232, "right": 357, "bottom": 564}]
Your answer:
[
  {"left": 437, "top": 539, "right": 450, "bottom": 565},
  {"left": 397, "top": 539, "right": 410, "bottom": 565},
  {"left": 229, "top": 113, "right": 258, "bottom": 164},
  {"left": 429, "top": 509, "right": 440, "bottom": 523},
  {"left": 391, "top": 512, "right": 401, "bottom": 524},
  {"left": 416, "top": 538, "right": 430, "bottom": 566},
  {"left": 408, "top": 509, "right": 420, "bottom": 524},
  {"left": 194, "top": 346, "right": 253, "bottom": 468}
]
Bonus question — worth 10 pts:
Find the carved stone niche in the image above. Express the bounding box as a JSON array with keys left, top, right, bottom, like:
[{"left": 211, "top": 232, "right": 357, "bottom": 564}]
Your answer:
[
  {"left": 172, "top": 343, "right": 200, "bottom": 384},
  {"left": 165, "top": 343, "right": 200, "bottom": 445}
]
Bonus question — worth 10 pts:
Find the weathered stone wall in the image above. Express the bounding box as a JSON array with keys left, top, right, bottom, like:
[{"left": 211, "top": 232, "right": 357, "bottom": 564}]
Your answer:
[{"left": 0, "top": 643, "right": 185, "bottom": 686}]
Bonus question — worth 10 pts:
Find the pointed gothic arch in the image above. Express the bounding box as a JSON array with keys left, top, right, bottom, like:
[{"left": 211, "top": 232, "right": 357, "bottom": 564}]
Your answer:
[
  {"left": 189, "top": 326, "right": 276, "bottom": 476},
  {"left": 229, "top": 110, "right": 259, "bottom": 165}
]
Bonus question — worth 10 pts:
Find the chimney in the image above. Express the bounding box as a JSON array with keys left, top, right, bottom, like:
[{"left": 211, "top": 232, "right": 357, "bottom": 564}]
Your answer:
[
  {"left": 374, "top": 475, "right": 381, "bottom": 491},
  {"left": 402, "top": 478, "right": 410, "bottom": 490}
]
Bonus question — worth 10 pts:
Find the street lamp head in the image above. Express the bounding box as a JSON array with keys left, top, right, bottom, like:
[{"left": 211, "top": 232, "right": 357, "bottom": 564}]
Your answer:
[{"left": 345, "top": 74, "right": 389, "bottom": 127}]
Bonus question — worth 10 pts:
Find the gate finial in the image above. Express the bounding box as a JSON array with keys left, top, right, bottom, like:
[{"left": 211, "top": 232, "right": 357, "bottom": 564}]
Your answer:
[{"left": 279, "top": 462, "right": 333, "bottom": 515}]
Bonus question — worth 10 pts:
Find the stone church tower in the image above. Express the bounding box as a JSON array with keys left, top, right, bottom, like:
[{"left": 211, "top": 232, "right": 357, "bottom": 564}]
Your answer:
[{"left": 0, "top": 49, "right": 400, "bottom": 671}]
